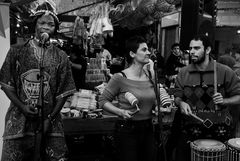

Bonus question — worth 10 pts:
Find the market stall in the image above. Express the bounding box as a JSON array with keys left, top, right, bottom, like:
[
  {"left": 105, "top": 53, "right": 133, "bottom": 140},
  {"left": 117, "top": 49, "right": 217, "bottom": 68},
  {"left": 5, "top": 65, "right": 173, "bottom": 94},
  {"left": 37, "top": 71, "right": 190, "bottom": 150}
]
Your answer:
[
  {"left": 6, "top": 0, "right": 179, "bottom": 160},
  {"left": 60, "top": 89, "right": 118, "bottom": 160},
  {"left": 5, "top": 0, "right": 240, "bottom": 161},
  {"left": 56, "top": 1, "right": 178, "bottom": 160},
  {"left": 60, "top": 88, "right": 176, "bottom": 160}
]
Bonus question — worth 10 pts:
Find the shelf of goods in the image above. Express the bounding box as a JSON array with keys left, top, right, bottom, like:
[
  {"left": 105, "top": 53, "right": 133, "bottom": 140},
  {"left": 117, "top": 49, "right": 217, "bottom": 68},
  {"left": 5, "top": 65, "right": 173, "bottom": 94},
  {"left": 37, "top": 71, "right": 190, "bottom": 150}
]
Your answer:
[
  {"left": 85, "top": 57, "right": 110, "bottom": 89},
  {"left": 61, "top": 89, "right": 118, "bottom": 135}
]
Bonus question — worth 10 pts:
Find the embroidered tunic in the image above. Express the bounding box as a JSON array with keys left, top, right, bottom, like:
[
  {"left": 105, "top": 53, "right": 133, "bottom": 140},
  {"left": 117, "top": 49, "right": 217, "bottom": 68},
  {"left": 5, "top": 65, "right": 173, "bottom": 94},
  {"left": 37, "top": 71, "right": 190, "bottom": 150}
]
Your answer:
[{"left": 0, "top": 40, "right": 76, "bottom": 140}]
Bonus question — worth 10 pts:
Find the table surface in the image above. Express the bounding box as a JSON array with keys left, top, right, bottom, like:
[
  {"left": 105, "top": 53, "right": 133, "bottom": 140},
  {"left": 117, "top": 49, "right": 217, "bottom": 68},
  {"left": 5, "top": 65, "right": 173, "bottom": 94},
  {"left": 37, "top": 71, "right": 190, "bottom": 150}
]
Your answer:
[
  {"left": 63, "top": 113, "right": 175, "bottom": 135},
  {"left": 63, "top": 115, "right": 119, "bottom": 135}
]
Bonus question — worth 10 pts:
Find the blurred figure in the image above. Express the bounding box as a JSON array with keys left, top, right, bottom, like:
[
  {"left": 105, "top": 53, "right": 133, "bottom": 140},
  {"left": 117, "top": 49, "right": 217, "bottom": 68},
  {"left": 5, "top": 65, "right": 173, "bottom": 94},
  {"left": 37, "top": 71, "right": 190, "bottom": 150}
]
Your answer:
[
  {"left": 232, "top": 49, "right": 240, "bottom": 137},
  {"left": 218, "top": 54, "right": 236, "bottom": 69},
  {"left": 165, "top": 43, "right": 185, "bottom": 88},
  {"left": 88, "top": 45, "right": 96, "bottom": 58},
  {"left": 110, "top": 54, "right": 125, "bottom": 74},
  {"left": 218, "top": 53, "right": 240, "bottom": 138},
  {"left": 96, "top": 45, "right": 112, "bottom": 67},
  {"left": 233, "top": 50, "right": 240, "bottom": 77},
  {"left": 69, "top": 45, "right": 87, "bottom": 90}
]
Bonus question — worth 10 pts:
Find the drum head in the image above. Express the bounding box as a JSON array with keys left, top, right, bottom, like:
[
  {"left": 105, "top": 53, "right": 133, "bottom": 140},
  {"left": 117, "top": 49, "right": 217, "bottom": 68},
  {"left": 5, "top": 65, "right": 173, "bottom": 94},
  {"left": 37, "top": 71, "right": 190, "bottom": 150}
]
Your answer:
[
  {"left": 191, "top": 139, "right": 226, "bottom": 151},
  {"left": 228, "top": 138, "right": 240, "bottom": 150}
]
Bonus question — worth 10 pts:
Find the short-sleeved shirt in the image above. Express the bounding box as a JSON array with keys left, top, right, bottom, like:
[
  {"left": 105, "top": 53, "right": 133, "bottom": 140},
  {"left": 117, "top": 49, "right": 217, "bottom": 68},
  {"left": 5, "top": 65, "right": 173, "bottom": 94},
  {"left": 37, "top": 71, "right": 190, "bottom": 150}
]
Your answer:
[
  {"left": 0, "top": 40, "right": 76, "bottom": 140},
  {"left": 174, "top": 59, "right": 240, "bottom": 125}
]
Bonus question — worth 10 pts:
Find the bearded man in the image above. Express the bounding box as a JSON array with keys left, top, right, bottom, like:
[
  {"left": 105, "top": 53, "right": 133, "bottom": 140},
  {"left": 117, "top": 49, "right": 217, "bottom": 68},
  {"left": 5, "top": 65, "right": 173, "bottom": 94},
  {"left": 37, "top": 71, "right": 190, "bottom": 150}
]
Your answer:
[{"left": 172, "top": 34, "right": 240, "bottom": 161}]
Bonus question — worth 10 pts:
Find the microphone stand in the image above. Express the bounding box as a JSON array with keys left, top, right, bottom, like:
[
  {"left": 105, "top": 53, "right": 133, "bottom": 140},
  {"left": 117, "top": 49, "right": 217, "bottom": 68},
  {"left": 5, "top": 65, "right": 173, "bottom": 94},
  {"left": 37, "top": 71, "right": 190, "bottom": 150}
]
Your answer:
[
  {"left": 153, "top": 60, "right": 167, "bottom": 161},
  {"left": 33, "top": 42, "right": 47, "bottom": 161}
]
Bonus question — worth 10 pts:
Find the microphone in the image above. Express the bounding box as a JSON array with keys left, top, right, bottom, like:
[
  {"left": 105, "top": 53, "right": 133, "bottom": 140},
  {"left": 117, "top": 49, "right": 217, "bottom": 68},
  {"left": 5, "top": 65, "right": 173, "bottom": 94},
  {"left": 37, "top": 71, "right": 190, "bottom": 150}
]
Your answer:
[
  {"left": 39, "top": 33, "right": 49, "bottom": 45},
  {"left": 125, "top": 92, "right": 140, "bottom": 115}
]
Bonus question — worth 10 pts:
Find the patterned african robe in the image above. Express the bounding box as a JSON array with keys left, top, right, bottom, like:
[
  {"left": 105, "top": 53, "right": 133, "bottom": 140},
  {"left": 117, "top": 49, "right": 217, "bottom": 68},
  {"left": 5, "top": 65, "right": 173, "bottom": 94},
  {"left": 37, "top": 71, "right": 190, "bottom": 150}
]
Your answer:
[{"left": 0, "top": 40, "right": 76, "bottom": 140}]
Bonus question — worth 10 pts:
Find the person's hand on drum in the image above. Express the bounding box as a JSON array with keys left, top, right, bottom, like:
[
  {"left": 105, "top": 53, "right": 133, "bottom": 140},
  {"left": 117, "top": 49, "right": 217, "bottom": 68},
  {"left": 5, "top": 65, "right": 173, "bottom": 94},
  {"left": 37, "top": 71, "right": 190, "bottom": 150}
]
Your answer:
[
  {"left": 212, "top": 92, "right": 224, "bottom": 105},
  {"left": 179, "top": 101, "right": 192, "bottom": 115}
]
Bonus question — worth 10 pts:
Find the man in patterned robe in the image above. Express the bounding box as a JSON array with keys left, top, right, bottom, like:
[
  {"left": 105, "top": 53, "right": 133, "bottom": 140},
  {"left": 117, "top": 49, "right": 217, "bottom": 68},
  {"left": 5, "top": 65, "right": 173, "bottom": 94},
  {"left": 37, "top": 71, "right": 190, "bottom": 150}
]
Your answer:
[{"left": 0, "top": 2, "right": 76, "bottom": 161}]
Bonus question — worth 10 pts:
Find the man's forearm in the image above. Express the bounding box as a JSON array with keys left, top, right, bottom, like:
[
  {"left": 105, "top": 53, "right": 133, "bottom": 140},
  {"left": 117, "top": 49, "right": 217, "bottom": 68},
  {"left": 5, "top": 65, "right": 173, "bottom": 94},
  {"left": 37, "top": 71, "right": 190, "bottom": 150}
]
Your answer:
[
  {"left": 50, "top": 97, "right": 68, "bottom": 119},
  {"left": 2, "top": 86, "right": 25, "bottom": 111},
  {"left": 71, "top": 62, "right": 82, "bottom": 70},
  {"left": 223, "top": 95, "right": 240, "bottom": 106}
]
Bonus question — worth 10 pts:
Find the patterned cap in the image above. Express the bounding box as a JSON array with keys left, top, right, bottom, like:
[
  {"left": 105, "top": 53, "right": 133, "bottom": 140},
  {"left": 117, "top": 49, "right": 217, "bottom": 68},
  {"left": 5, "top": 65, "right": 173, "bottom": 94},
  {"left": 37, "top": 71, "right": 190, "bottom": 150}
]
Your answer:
[{"left": 31, "top": 1, "right": 59, "bottom": 24}]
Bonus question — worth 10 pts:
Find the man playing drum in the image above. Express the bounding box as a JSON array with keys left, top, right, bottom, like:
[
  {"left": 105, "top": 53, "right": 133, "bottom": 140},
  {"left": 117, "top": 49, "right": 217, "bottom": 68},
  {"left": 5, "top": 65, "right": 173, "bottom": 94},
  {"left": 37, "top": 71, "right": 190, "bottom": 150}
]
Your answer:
[{"left": 172, "top": 34, "right": 240, "bottom": 161}]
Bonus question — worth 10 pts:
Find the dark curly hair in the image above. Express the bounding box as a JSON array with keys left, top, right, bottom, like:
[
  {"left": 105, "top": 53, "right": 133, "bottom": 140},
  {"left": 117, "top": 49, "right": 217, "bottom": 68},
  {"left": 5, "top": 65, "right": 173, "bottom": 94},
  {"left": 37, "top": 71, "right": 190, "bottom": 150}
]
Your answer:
[
  {"left": 171, "top": 43, "right": 180, "bottom": 50},
  {"left": 192, "top": 34, "right": 212, "bottom": 50},
  {"left": 125, "top": 36, "right": 147, "bottom": 65}
]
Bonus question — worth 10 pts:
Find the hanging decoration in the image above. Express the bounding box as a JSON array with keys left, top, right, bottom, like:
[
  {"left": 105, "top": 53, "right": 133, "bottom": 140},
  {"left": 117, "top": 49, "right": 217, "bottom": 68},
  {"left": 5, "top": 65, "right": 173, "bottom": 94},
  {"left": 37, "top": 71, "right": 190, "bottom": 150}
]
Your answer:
[
  {"left": 72, "top": 16, "right": 88, "bottom": 55},
  {"left": 102, "top": 2, "right": 113, "bottom": 37},
  {"left": 72, "top": 16, "right": 88, "bottom": 46},
  {"left": 109, "top": 0, "right": 179, "bottom": 29},
  {"left": 10, "top": 0, "right": 35, "bottom": 6},
  {"left": 155, "top": 0, "right": 174, "bottom": 13},
  {"left": 138, "top": 0, "right": 157, "bottom": 15},
  {"left": 88, "top": 1, "right": 113, "bottom": 37}
]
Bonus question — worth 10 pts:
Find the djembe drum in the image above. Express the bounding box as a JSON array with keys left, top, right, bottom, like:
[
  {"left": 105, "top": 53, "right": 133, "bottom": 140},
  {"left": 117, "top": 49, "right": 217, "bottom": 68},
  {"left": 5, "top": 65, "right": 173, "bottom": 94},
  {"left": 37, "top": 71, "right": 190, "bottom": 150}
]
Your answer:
[
  {"left": 190, "top": 139, "right": 226, "bottom": 161},
  {"left": 227, "top": 138, "right": 240, "bottom": 161}
]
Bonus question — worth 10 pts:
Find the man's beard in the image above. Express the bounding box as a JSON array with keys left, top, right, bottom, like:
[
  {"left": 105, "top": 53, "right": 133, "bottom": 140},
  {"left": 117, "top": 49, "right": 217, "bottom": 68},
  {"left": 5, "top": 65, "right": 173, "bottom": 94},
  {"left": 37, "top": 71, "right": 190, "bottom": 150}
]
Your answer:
[{"left": 191, "top": 51, "right": 206, "bottom": 64}]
